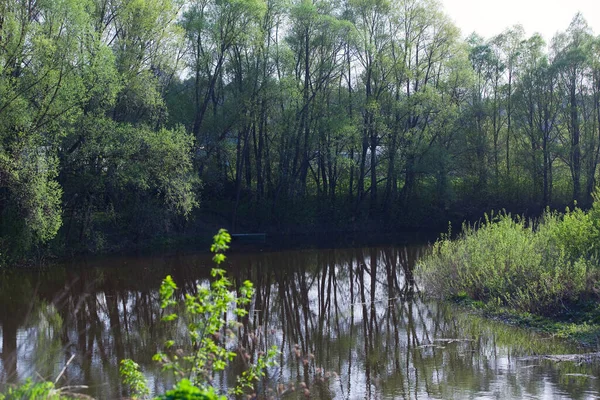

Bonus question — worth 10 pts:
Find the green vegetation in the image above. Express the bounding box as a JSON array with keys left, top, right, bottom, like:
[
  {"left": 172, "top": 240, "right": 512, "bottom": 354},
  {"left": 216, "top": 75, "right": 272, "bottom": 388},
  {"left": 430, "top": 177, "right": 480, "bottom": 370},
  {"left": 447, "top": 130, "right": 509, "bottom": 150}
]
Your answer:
[
  {"left": 0, "top": 230, "right": 277, "bottom": 399},
  {"left": 120, "top": 229, "right": 278, "bottom": 399},
  {"left": 418, "top": 194, "right": 600, "bottom": 344},
  {"left": 156, "top": 380, "right": 224, "bottom": 400},
  {"left": 120, "top": 360, "right": 152, "bottom": 399},
  {"left": 0, "top": 0, "right": 197, "bottom": 261},
  {"left": 4, "top": 0, "right": 600, "bottom": 260},
  {"left": 0, "top": 379, "right": 76, "bottom": 400}
]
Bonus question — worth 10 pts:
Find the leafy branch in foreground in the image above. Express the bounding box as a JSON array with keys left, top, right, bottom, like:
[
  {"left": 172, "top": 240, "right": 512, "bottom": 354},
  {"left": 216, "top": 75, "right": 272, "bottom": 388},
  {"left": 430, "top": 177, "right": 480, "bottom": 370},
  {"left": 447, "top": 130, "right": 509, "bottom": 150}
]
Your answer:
[
  {"left": 120, "top": 360, "right": 150, "bottom": 399},
  {"left": 0, "top": 378, "right": 89, "bottom": 400},
  {"left": 0, "top": 380, "right": 64, "bottom": 400},
  {"left": 121, "top": 229, "right": 278, "bottom": 398}
]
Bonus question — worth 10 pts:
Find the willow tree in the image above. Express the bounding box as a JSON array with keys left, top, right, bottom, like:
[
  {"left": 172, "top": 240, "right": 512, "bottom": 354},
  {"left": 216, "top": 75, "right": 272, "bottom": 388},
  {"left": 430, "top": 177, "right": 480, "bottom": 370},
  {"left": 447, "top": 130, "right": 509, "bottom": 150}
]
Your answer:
[
  {"left": 0, "top": 0, "right": 93, "bottom": 255},
  {"left": 513, "top": 34, "right": 560, "bottom": 205},
  {"left": 552, "top": 13, "right": 592, "bottom": 203},
  {"left": 349, "top": 0, "right": 392, "bottom": 212},
  {"left": 587, "top": 36, "right": 600, "bottom": 203},
  {"left": 396, "top": 0, "right": 459, "bottom": 207},
  {"left": 183, "top": 0, "right": 265, "bottom": 157},
  {"left": 284, "top": 0, "right": 350, "bottom": 198}
]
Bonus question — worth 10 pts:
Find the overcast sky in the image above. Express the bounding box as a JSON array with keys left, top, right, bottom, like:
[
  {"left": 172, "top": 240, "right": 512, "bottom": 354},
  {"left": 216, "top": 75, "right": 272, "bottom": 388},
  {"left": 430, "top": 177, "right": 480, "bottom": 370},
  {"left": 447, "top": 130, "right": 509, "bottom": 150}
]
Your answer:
[{"left": 440, "top": 0, "right": 600, "bottom": 42}]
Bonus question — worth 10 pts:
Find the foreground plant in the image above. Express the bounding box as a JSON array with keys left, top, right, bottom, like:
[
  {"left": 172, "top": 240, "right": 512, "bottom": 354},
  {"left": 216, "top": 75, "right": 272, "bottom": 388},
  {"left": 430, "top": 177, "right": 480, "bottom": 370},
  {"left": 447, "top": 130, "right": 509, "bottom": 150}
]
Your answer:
[
  {"left": 0, "top": 379, "right": 86, "bottom": 400},
  {"left": 121, "top": 229, "right": 278, "bottom": 399}
]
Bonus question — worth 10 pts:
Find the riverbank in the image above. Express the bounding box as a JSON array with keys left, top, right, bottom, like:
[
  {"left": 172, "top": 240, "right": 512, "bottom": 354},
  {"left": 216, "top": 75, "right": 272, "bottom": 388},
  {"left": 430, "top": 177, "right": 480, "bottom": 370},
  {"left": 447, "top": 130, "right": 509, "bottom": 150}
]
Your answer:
[
  {"left": 17, "top": 219, "right": 440, "bottom": 268},
  {"left": 2, "top": 187, "right": 578, "bottom": 266},
  {"left": 451, "top": 294, "right": 600, "bottom": 347},
  {"left": 418, "top": 196, "right": 600, "bottom": 348}
]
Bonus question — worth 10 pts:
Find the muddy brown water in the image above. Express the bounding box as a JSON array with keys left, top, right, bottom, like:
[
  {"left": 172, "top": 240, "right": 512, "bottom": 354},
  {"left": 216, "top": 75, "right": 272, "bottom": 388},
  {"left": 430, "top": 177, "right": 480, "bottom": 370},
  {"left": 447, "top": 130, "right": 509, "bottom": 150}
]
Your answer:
[{"left": 1, "top": 246, "right": 599, "bottom": 399}]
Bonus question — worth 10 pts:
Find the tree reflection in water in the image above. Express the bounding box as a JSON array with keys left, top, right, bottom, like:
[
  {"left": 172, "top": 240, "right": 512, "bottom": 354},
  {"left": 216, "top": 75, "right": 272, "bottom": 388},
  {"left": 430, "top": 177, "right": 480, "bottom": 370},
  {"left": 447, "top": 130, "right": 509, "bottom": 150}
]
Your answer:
[{"left": 0, "top": 247, "right": 599, "bottom": 399}]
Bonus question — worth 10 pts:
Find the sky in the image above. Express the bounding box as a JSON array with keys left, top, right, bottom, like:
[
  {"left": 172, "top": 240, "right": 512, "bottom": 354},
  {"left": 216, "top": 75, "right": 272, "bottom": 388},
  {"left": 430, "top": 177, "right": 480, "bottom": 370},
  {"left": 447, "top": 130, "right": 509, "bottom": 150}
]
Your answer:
[{"left": 440, "top": 0, "right": 600, "bottom": 42}]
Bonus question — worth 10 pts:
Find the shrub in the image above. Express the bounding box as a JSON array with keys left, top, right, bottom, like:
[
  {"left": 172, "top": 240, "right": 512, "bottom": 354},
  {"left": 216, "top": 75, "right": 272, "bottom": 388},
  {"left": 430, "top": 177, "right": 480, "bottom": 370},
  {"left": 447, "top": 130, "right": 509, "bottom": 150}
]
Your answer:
[
  {"left": 121, "top": 229, "right": 278, "bottom": 399},
  {"left": 419, "top": 206, "right": 599, "bottom": 316}
]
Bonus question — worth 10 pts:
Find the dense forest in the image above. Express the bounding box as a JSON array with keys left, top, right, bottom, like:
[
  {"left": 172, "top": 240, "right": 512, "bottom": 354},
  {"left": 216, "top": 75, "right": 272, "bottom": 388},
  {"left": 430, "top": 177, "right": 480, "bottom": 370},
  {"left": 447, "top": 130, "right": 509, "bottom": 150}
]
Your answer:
[{"left": 2, "top": 0, "right": 600, "bottom": 258}]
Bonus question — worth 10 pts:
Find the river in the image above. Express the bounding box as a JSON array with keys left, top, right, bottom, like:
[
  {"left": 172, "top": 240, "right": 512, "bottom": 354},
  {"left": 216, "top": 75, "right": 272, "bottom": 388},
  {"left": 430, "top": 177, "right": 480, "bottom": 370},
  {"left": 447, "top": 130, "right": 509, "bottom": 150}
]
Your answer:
[{"left": 0, "top": 245, "right": 599, "bottom": 399}]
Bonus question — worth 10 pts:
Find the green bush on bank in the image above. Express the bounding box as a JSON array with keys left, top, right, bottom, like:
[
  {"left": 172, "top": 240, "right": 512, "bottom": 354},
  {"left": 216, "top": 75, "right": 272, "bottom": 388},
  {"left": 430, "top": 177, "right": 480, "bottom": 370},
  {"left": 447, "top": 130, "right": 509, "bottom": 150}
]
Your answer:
[{"left": 419, "top": 196, "right": 600, "bottom": 316}]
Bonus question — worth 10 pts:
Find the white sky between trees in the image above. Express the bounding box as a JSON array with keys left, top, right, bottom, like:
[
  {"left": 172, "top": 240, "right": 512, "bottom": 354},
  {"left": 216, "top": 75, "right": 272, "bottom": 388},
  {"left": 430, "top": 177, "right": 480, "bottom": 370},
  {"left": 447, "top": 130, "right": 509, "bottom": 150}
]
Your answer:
[{"left": 440, "top": 0, "right": 600, "bottom": 41}]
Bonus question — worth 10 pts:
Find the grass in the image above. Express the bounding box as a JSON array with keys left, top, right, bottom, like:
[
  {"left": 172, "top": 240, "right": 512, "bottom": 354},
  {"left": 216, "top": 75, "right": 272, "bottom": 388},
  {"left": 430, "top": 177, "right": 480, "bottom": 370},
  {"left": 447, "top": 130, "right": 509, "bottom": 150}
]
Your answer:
[{"left": 418, "top": 195, "right": 600, "bottom": 345}]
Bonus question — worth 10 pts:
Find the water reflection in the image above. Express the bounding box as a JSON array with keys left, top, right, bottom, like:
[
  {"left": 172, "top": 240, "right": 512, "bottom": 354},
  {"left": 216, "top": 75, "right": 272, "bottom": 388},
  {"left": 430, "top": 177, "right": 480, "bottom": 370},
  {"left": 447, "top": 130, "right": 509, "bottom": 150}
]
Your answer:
[{"left": 0, "top": 247, "right": 599, "bottom": 399}]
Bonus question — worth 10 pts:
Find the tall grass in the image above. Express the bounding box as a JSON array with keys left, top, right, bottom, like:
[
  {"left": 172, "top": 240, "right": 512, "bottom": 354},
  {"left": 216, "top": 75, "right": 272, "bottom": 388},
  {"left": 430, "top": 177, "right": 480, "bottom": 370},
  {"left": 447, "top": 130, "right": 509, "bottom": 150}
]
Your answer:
[{"left": 418, "top": 203, "right": 600, "bottom": 316}]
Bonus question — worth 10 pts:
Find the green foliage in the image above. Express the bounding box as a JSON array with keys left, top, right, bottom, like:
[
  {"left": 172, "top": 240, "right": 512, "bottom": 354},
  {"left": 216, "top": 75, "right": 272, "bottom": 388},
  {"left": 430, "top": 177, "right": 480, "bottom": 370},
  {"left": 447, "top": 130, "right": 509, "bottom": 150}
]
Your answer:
[
  {"left": 0, "top": 379, "right": 67, "bottom": 400},
  {"left": 232, "top": 346, "right": 280, "bottom": 395},
  {"left": 5, "top": 0, "right": 600, "bottom": 258},
  {"left": 539, "top": 206, "right": 598, "bottom": 262},
  {"left": 154, "top": 229, "right": 277, "bottom": 391},
  {"left": 0, "top": 0, "right": 198, "bottom": 259},
  {"left": 0, "top": 150, "right": 63, "bottom": 258},
  {"left": 419, "top": 203, "right": 600, "bottom": 315},
  {"left": 210, "top": 229, "right": 231, "bottom": 264},
  {"left": 156, "top": 380, "right": 225, "bottom": 400},
  {"left": 58, "top": 117, "right": 199, "bottom": 251},
  {"left": 121, "top": 229, "right": 278, "bottom": 398},
  {"left": 120, "top": 359, "right": 151, "bottom": 399}
]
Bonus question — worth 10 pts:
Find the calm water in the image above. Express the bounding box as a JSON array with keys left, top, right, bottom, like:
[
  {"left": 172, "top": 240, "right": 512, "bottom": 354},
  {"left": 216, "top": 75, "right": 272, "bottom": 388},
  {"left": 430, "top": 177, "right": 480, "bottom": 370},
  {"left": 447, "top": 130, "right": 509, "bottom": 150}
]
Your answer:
[{"left": 1, "top": 246, "right": 599, "bottom": 399}]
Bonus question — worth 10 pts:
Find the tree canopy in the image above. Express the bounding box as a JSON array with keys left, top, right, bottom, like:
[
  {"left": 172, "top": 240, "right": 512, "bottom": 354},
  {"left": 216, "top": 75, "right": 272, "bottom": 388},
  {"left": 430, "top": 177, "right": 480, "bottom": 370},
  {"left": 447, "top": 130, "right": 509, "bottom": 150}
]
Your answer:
[{"left": 2, "top": 0, "right": 600, "bottom": 258}]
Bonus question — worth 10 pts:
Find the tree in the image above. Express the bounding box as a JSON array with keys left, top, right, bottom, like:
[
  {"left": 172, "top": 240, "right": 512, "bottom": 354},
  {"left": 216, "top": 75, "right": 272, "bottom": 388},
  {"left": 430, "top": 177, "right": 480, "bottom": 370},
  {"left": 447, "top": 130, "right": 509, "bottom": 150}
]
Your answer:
[
  {"left": 0, "top": 0, "right": 93, "bottom": 255},
  {"left": 514, "top": 34, "right": 560, "bottom": 205},
  {"left": 552, "top": 13, "right": 592, "bottom": 203}
]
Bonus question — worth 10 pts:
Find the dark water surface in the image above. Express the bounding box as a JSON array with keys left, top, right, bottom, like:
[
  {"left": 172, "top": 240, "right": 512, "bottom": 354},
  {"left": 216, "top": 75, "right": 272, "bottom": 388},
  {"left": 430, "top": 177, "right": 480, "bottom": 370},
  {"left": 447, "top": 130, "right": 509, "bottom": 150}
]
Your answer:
[{"left": 1, "top": 246, "right": 600, "bottom": 399}]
